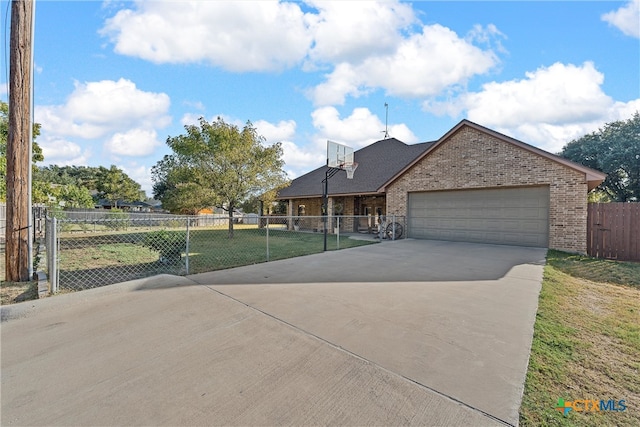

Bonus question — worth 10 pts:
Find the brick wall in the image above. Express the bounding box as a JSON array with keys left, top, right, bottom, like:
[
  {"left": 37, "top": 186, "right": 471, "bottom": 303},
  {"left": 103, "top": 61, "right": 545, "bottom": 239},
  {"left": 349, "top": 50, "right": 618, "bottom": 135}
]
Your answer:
[
  {"left": 290, "top": 198, "right": 324, "bottom": 216},
  {"left": 386, "top": 126, "right": 589, "bottom": 253}
]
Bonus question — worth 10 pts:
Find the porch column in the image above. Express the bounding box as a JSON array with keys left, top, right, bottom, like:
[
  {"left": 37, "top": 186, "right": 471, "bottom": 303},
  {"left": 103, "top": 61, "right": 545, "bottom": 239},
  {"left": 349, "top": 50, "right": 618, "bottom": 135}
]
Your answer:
[{"left": 288, "top": 199, "right": 294, "bottom": 230}]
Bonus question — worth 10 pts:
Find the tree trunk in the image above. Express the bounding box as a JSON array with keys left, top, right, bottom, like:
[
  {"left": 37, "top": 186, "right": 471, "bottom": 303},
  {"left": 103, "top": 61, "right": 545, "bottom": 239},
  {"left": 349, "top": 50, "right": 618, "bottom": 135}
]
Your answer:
[
  {"left": 6, "top": 0, "right": 34, "bottom": 282},
  {"left": 227, "top": 204, "right": 234, "bottom": 239}
]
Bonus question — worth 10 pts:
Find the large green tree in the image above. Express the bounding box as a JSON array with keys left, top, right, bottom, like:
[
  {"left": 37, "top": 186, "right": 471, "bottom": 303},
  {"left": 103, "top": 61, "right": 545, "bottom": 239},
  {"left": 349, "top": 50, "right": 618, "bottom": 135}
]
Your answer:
[
  {"left": 560, "top": 113, "right": 640, "bottom": 202},
  {"left": 152, "top": 117, "right": 289, "bottom": 237},
  {"left": 32, "top": 165, "right": 144, "bottom": 207},
  {"left": 35, "top": 165, "right": 101, "bottom": 189},
  {"left": 54, "top": 184, "right": 95, "bottom": 208},
  {"left": 96, "top": 165, "right": 143, "bottom": 208},
  {"left": 1, "top": 100, "right": 44, "bottom": 202}
]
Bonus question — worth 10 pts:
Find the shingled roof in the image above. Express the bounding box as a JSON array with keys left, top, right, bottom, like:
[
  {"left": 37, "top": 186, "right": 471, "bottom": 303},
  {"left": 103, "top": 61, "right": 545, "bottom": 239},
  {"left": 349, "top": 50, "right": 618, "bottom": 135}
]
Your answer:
[{"left": 277, "top": 138, "right": 434, "bottom": 198}]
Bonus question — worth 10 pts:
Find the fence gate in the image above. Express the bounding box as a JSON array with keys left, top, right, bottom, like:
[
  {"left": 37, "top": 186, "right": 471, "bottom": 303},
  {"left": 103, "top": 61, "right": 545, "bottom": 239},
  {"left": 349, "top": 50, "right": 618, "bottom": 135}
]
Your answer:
[{"left": 587, "top": 203, "right": 640, "bottom": 261}]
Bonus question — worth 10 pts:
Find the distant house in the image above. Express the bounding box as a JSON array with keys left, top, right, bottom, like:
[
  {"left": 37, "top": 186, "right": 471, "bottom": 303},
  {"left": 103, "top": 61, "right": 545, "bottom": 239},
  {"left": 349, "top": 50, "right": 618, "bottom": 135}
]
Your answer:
[
  {"left": 276, "top": 119, "right": 605, "bottom": 253},
  {"left": 96, "top": 199, "right": 154, "bottom": 212}
]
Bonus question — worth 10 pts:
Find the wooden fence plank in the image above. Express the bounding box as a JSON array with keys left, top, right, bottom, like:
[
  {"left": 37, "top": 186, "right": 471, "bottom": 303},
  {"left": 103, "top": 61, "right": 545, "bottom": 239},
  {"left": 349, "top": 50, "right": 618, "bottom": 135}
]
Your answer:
[
  {"left": 587, "top": 203, "right": 640, "bottom": 261},
  {"left": 621, "top": 204, "right": 630, "bottom": 259},
  {"left": 631, "top": 203, "right": 640, "bottom": 260}
]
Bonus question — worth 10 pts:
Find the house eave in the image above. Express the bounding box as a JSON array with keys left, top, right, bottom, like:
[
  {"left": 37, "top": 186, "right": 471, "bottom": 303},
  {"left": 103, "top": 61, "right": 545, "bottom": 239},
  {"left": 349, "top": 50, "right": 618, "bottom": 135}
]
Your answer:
[{"left": 275, "top": 191, "right": 384, "bottom": 200}]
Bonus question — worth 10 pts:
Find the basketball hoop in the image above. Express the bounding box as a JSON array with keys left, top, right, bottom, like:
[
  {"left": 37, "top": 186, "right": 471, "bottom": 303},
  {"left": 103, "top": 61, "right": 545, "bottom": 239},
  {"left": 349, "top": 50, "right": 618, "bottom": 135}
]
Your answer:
[{"left": 342, "top": 162, "right": 358, "bottom": 180}]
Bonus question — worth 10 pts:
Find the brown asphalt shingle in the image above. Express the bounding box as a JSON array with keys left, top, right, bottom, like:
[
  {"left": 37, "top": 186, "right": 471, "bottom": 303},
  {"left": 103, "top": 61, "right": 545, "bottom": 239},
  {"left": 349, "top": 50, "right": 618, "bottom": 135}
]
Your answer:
[{"left": 277, "top": 138, "right": 434, "bottom": 198}]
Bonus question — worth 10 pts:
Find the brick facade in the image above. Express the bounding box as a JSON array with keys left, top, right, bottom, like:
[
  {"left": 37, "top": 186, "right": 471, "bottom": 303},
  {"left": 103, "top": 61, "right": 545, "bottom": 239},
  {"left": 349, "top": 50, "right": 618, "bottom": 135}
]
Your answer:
[{"left": 385, "top": 126, "right": 589, "bottom": 253}]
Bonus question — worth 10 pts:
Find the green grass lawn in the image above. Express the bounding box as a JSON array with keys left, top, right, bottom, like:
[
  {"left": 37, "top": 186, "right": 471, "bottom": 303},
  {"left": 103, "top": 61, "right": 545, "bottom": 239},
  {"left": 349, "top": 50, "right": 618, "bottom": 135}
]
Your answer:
[
  {"left": 57, "top": 227, "right": 375, "bottom": 290},
  {"left": 519, "top": 250, "right": 639, "bottom": 426}
]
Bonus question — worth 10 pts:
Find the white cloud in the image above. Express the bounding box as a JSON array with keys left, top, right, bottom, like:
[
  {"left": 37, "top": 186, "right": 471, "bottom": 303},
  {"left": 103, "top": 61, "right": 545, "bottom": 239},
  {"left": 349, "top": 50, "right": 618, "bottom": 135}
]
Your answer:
[
  {"left": 254, "top": 119, "right": 297, "bottom": 144},
  {"left": 100, "top": 1, "right": 313, "bottom": 72},
  {"left": 306, "top": 0, "right": 416, "bottom": 64},
  {"left": 311, "top": 106, "right": 418, "bottom": 148},
  {"left": 101, "top": 1, "right": 416, "bottom": 72},
  {"left": 425, "top": 61, "right": 640, "bottom": 152},
  {"left": 280, "top": 140, "right": 325, "bottom": 178},
  {"left": 35, "top": 78, "right": 171, "bottom": 163},
  {"left": 39, "top": 136, "right": 91, "bottom": 166},
  {"left": 180, "top": 113, "right": 202, "bottom": 127},
  {"left": 463, "top": 62, "right": 612, "bottom": 127},
  {"left": 100, "top": 2, "right": 499, "bottom": 107},
  {"left": 466, "top": 24, "right": 508, "bottom": 54},
  {"left": 253, "top": 118, "right": 318, "bottom": 177},
  {"left": 36, "top": 78, "right": 171, "bottom": 139},
  {"left": 602, "top": 0, "right": 640, "bottom": 38},
  {"left": 252, "top": 119, "right": 323, "bottom": 178},
  {"left": 105, "top": 128, "right": 161, "bottom": 157},
  {"left": 310, "top": 24, "right": 499, "bottom": 105},
  {"left": 121, "top": 163, "right": 154, "bottom": 197}
]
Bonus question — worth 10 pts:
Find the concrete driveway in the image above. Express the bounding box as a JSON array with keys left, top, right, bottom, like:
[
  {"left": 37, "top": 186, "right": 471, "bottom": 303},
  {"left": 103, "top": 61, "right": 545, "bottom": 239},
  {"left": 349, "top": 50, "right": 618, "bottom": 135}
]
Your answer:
[{"left": 1, "top": 239, "right": 545, "bottom": 426}]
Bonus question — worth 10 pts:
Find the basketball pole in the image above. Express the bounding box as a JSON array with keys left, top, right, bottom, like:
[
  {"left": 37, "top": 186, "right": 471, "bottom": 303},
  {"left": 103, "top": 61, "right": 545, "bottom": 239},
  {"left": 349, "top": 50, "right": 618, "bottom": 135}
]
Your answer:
[{"left": 322, "top": 167, "right": 340, "bottom": 251}]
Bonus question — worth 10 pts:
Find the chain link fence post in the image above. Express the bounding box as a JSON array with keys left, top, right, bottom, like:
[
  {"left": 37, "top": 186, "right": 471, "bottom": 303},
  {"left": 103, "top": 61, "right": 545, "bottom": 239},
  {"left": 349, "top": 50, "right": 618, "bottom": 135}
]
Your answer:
[
  {"left": 185, "top": 218, "right": 190, "bottom": 275},
  {"left": 50, "top": 216, "right": 58, "bottom": 294},
  {"left": 336, "top": 216, "right": 340, "bottom": 250},
  {"left": 266, "top": 216, "right": 270, "bottom": 262}
]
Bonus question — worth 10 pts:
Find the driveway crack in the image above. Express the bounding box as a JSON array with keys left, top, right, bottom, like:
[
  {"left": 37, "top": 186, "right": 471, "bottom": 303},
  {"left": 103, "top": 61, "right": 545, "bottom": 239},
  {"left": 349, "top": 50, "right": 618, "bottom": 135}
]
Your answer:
[{"left": 203, "top": 284, "right": 515, "bottom": 427}]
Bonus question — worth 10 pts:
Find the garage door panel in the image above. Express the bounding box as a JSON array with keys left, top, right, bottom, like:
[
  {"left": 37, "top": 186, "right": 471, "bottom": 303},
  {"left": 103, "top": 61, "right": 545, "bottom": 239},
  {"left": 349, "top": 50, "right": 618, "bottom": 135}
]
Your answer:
[
  {"left": 408, "top": 187, "right": 549, "bottom": 247},
  {"left": 491, "top": 220, "right": 519, "bottom": 231}
]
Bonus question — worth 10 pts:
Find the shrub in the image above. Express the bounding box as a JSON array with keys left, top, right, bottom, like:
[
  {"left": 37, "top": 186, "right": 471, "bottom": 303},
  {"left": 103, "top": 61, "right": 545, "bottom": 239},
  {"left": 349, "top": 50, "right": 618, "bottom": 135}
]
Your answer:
[
  {"left": 105, "top": 209, "right": 130, "bottom": 230},
  {"left": 161, "top": 219, "right": 184, "bottom": 228},
  {"left": 142, "top": 230, "right": 187, "bottom": 264}
]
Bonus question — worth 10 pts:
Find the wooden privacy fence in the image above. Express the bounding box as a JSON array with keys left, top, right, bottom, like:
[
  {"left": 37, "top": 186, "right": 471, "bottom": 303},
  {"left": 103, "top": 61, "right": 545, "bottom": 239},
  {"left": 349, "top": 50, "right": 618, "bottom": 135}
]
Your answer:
[{"left": 587, "top": 203, "right": 640, "bottom": 261}]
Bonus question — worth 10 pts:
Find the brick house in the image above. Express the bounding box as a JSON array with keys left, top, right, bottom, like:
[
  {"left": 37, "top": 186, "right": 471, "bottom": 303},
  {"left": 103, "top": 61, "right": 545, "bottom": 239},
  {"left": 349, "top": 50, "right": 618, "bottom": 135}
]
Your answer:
[{"left": 276, "top": 120, "right": 605, "bottom": 253}]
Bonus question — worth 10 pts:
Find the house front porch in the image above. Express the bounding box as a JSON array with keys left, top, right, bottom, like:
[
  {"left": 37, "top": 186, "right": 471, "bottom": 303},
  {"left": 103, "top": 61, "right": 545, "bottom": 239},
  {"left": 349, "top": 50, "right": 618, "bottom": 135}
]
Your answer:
[{"left": 275, "top": 194, "right": 401, "bottom": 236}]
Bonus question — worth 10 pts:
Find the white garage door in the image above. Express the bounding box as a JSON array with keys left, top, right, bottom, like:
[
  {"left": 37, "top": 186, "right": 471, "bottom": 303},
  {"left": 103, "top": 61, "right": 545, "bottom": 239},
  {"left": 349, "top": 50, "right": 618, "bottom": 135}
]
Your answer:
[{"left": 408, "top": 186, "right": 549, "bottom": 247}]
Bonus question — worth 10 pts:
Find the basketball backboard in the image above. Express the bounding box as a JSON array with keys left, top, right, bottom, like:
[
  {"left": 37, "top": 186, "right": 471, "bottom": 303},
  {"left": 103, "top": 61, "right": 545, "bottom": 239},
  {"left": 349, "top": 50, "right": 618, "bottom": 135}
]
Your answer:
[{"left": 326, "top": 140, "right": 354, "bottom": 168}]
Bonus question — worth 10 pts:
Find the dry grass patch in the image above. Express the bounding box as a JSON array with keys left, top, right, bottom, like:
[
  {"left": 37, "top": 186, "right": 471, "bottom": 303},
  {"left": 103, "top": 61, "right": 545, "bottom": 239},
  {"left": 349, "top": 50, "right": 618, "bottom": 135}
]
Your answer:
[
  {"left": 519, "top": 250, "right": 639, "bottom": 426},
  {"left": 1, "top": 280, "right": 39, "bottom": 305}
]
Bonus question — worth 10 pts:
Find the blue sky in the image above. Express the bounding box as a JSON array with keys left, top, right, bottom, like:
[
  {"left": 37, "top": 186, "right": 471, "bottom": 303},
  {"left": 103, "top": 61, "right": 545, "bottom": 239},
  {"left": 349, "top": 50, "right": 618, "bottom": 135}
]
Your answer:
[{"left": 2, "top": 0, "right": 638, "bottom": 196}]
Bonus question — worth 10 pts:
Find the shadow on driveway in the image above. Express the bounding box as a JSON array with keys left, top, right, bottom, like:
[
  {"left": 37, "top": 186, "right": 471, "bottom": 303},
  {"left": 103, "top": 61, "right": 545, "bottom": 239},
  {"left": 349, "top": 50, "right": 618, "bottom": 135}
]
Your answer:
[{"left": 178, "top": 239, "right": 547, "bottom": 288}]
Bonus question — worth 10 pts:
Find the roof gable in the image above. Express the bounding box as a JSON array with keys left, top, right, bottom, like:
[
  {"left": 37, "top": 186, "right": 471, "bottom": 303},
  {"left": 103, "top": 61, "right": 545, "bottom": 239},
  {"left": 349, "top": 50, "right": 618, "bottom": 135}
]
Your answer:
[{"left": 380, "top": 119, "right": 606, "bottom": 191}]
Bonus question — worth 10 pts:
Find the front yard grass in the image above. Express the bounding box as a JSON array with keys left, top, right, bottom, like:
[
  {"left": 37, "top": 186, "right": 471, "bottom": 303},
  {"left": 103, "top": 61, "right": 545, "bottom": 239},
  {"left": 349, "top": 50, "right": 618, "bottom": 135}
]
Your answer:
[
  {"left": 519, "top": 250, "right": 639, "bottom": 426},
  {"left": 56, "top": 227, "right": 375, "bottom": 290}
]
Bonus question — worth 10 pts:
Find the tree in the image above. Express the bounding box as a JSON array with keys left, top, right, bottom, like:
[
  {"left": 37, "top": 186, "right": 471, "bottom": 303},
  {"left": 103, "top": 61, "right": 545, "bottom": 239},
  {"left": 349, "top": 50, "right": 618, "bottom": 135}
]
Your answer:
[
  {"left": 54, "top": 184, "right": 95, "bottom": 208},
  {"left": 96, "top": 165, "right": 142, "bottom": 208},
  {"left": 560, "top": 113, "right": 640, "bottom": 202},
  {"left": 32, "top": 165, "right": 145, "bottom": 208},
  {"left": 152, "top": 117, "right": 289, "bottom": 237},
  {"left": 35, "top": 165, "right": 100, "bottom": 189},
  {"left": 1, "top": 100, "right": 43, "bottom": 202}
]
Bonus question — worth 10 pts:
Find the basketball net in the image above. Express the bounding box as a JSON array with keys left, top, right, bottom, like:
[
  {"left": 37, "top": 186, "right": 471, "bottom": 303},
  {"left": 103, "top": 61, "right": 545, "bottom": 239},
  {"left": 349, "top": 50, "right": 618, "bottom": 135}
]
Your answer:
[{"left": 342, "top": 162, "right": 358, "bottom": 180}]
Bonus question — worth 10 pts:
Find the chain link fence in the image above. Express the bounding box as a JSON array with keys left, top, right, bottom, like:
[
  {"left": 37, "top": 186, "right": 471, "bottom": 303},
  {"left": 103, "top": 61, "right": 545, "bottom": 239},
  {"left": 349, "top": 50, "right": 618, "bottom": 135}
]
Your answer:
[
  {"left": 45, "top": 213, "right": 406, "bottom": 292},
  {"left": 0, "top": 203, "right": 5, "bottom": 283},
  {"left": 1, "top": 204, "right": 46, "bottom": 283}
]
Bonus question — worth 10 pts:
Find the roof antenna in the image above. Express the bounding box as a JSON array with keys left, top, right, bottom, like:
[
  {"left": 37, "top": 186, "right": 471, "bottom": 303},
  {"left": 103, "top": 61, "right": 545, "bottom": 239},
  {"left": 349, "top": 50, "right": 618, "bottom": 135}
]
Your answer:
[{"left": 383, "top": 102, "right": 389, "bottom": 138}]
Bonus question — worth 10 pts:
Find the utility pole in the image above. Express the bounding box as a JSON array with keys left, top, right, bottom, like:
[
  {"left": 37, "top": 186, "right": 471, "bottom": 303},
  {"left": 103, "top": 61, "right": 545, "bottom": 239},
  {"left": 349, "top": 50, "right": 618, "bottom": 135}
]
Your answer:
[{"left": 6, "top": 0, "right": 34, "bottom": 282}]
